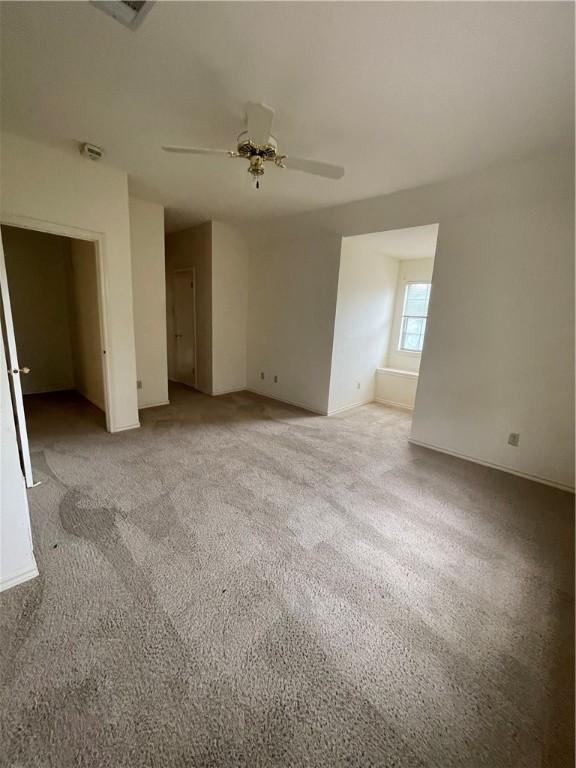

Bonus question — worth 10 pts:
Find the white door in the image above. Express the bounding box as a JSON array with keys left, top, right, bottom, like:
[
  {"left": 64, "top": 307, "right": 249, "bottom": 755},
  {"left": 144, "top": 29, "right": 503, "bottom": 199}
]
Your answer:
[
  {"left": 0, "top": 229, "right": 35, "bottom": 487},
  {"left": 173, "top": 270, "right": 197, "bottom": 388}
]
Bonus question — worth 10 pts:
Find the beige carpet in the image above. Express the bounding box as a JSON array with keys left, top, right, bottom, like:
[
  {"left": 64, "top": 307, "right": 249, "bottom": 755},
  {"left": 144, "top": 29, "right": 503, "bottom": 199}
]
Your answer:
[{"left": 0, "top": 384, "right": 573, "bottom": 767}]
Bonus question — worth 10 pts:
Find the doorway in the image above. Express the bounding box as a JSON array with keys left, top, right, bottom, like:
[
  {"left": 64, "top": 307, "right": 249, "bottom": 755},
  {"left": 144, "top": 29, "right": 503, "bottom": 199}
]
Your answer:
[
  {"left": 0, "top": 224, "right": 110, "bottom": 486},
  {"left": 171, "top": 269, "right": 197, "bottom": 389}
]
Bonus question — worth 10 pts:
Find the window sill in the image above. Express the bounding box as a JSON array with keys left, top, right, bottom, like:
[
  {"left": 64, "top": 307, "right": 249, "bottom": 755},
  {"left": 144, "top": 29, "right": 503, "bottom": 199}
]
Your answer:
[{"left": 376, "top": 367, "right": 418, "bottom": 380}]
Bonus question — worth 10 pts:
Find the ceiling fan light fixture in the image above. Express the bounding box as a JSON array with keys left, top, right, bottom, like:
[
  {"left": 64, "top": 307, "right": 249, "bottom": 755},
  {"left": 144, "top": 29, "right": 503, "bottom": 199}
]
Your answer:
[{"left": 248, "top": 155, "right": 265, "bottom": 189}]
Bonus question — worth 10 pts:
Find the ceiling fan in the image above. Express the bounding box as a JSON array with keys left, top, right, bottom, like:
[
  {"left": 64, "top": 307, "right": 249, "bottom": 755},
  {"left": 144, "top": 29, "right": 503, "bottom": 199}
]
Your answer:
[{"left": 162, "top": 102, "right": 345, "bottom": 189}]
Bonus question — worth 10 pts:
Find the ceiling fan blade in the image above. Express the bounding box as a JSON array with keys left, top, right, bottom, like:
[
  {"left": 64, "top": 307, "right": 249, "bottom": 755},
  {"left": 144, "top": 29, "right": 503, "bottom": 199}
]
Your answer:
[
  {"left": 283, "top": 156, "right": 345, "bottom": 180},
  {"left": 162, "top": 145, "right": 231, "bottom": 156},
  {"left": 245, "top": 102, "right": 275, "bottom": 145}
]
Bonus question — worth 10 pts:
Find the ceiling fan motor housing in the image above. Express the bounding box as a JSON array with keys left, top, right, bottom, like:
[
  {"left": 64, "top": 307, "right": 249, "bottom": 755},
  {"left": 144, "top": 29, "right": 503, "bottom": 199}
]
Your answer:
[{"left": 237, "top": 132, "right": 278, "bottom": 160}]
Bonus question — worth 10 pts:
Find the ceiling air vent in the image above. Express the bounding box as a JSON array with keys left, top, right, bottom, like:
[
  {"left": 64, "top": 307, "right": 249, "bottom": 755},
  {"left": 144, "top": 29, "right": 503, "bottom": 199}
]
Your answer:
[{"left": 91, "top": 1, "right": 154, "bottom": 30}]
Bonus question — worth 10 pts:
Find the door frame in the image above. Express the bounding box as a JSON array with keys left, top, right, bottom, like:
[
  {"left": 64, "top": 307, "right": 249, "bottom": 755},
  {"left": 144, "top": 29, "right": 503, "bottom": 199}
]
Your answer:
[
  {"left": 0, "top": 230, "right": 35, "bottom": 486},
  {"left": 0, "top": 214, "right": 113, "bottom": 433},
  {"left": 172, "top": 267, "right": 198, "bottom": 389}
]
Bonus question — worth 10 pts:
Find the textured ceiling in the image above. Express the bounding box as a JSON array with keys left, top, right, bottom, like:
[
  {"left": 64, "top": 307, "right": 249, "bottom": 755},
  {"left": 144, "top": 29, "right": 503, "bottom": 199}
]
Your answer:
[{"left": 1, "top": 1, "right": 573, "bottom": 230}]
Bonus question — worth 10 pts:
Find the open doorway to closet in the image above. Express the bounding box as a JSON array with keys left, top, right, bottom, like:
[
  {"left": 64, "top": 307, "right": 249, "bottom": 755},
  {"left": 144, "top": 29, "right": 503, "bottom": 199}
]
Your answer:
[
  {"left": 0, "top": 224, "right": 110, "bottom": 484},
  {"left": 328, "top": 223, "right": 439, "bottom": 417}
]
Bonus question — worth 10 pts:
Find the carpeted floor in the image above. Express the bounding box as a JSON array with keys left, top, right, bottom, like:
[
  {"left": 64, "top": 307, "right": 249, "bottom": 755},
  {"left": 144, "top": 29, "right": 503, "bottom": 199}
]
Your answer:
[{"left": 0, "top": 384, "right": 573, "bottom": 768}]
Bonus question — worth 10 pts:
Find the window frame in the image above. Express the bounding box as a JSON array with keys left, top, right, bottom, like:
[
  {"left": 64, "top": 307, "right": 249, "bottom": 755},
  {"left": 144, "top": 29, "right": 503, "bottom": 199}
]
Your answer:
[{"left": 398, "top": 281, "right": 431, "bottom": 354}]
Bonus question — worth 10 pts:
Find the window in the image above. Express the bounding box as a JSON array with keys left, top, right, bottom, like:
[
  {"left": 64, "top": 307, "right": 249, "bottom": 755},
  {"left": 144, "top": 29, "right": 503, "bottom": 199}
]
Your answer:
[{"left": 399, "top": 282, "right": 431, "bottom": 352}]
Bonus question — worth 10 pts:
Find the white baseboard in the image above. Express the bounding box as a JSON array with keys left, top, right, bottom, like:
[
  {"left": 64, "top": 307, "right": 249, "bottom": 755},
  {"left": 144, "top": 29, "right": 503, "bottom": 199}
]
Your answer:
[
  {"left": 138, "top": 400, "right": 170, "bottom": 410},
  {"left": 409, "top": 437, "right": 575, "bottom": 493},
  {"left": 0, "top": 561, "right": 39, "bottom": 593},
  {"left": 246, "top": 388, "right": 326, "bottom": 415},
  {"left": 326, "top": 398, "right": 374, "bottom": 416},
  {"left": 211, "top": 387, "right": 246, "bottom": 396},
  {"left": 111, "top": 422, "right": 141, "bottom": 433},
  {"left": 374, "top": 397, "right": 414, "bottom": 411}
]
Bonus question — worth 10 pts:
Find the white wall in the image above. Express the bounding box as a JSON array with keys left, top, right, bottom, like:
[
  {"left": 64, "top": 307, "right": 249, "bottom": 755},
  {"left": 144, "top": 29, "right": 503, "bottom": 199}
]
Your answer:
[
  {"left": 0, "top": 330, "right": 37, "bottom": 591},
  {"left": 247, "top": 226, "right": 342, "bottom": 414},
  {"left": 2, "top": 226, "right": 76, "bottom": 394},
  {"left": 411, "top": 198, "right": 574, "bottom": 489},
  {"left": 244, "top": 147, "right": 574, "bottom": 489},
  {"left": 387, "top": 257, "right": 435, "bottom": 373},
  {"left": 1, "top": 132, "right": 139, "bottom": 431},
  {"left": 328, "top": 237, "right": 398, "bottom": 414},
  {"left": 70, "top": 239, "right": 106, "bottom": 411},
  {"left": 129, "top": 197, "right": 168, "bottom": 409},
  {"left": 211, "top": 221, "right": 248, "bottom": 395}
]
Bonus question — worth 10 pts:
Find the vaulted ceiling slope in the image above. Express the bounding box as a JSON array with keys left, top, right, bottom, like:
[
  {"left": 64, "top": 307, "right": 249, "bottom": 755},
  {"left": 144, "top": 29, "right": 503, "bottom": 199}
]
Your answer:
[{"left": 1, "top": 1, "right": 573, "bottom": 231}]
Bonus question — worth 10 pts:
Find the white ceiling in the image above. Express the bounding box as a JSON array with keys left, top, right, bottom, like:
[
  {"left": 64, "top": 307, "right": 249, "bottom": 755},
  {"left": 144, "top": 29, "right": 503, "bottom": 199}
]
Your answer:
[
  {"left": 1, "top": 2, "right": 573, "bottom": 231},
  {"left": 345, "top": 224, "right": 439, "bottom": 261}
]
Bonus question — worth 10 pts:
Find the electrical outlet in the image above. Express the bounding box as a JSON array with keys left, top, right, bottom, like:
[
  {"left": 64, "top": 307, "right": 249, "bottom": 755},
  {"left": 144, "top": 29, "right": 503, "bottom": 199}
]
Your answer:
[
  {"left": 260, "top": 371, "right": 265, "bottom": 380},
  {"left": 137, "top": 380, "right": 142, "bottom": 390},
  {"left": 274, "top": 375, "right": 278, "bottom": 383},
  {"left": 508, "top": 432, "right": 520, "bottom": 447},
  {"left": 356, "top": 382, "right": 361, "bottom": 390}
]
